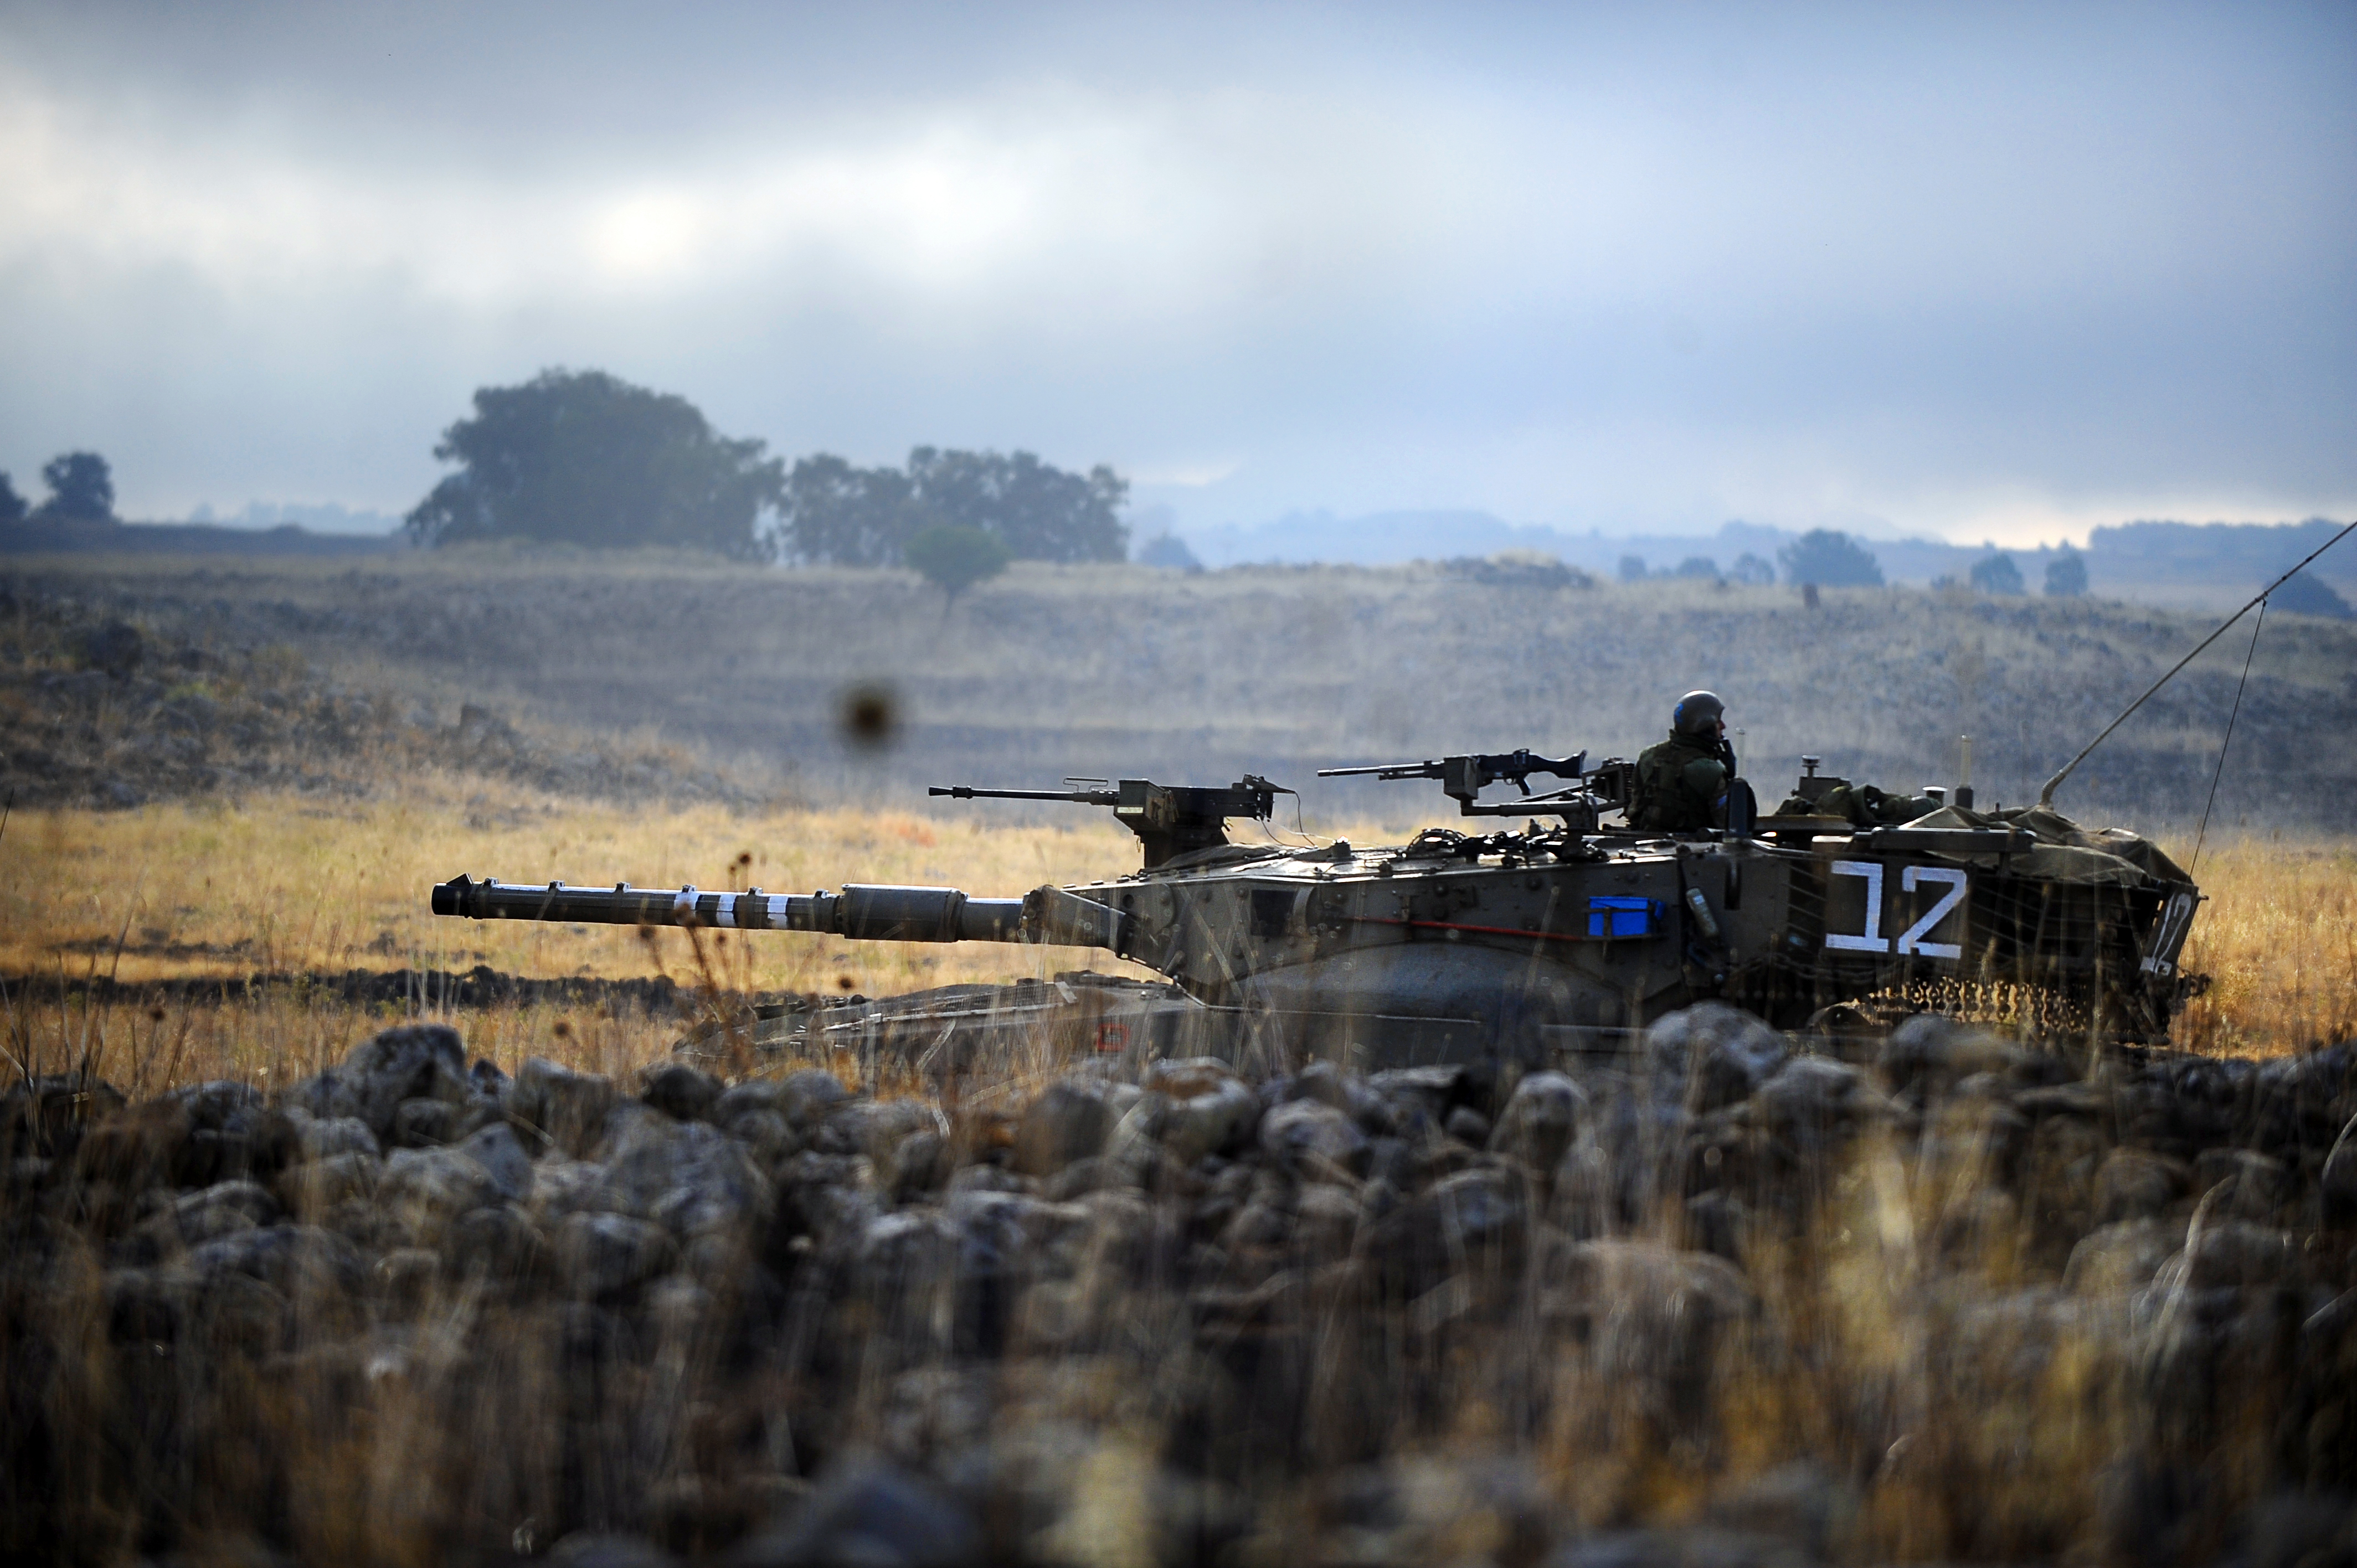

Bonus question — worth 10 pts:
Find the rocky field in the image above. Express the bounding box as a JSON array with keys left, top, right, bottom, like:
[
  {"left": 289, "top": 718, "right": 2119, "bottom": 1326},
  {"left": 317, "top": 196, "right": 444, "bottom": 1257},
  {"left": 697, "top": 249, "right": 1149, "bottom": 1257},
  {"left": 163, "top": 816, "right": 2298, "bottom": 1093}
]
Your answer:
[
  {"left": 4, "top": 1009, "right": 2354, "bottom": 1565},
  {"left": 6, "top": 550, "right": 2354, "bottom": 829}
]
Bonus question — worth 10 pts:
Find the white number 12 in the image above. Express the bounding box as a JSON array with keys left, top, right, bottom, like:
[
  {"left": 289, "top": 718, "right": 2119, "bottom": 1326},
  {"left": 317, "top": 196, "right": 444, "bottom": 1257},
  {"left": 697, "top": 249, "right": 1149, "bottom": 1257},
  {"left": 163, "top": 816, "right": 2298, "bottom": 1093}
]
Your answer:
[{"left": 1826, "top": 861, "right": 1968, "bottom": 959}]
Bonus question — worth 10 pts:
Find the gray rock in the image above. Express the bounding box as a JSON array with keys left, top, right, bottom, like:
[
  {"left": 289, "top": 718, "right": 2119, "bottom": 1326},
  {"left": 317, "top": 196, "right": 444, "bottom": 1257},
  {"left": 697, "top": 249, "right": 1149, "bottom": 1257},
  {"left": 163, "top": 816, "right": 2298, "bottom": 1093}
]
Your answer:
[
  {"left": 775, "top": 1069, "right": 853, "bottom": 1132},
  {"left": 1432, "top": 1167, "right": 1526, "bottom": 1261},
  {"left": 1135, "top": 1058, "right": 1260, "bottom": 1164},
  {"left": 1752, "top": 1056, "right": 1875, "bottom": 1139},
  {"left": 2065, "top": 1219, "right": 2181, "bottom": 1296},
  {"left": 1011, "top": 1077, "right": 1124, "bottom": 1176},
  {"left": 2157, "top": 1221, "right": 2302, "bottom": 1292},
  {"left": 1879, "top": 1013, "right": 2027, "bottom": 1097},
  {"left": 547, "top": 1532, "right": 679, "bottom": 1568},
  {"left": 169, "top": 1177, "right": 280, "bottom": 1242},
  {"left": 555, "top": 1211, "right": 678, "bottom": 1298},
  {"left": 2194, "top": 1147, "right": 2293, "bottom": 1223},
  {"left": 1367, "top": 1064, "right": 1466, "bottom": 1133},
  {"left": 599, "top": 1117, "right": 772, "bottom": 1240},
  {"left": 1444, "top": 1106, "right": 1493, "bottom": 1146},
  {"left": 1647, "top": 1003, "right": 1788, "bottom": 1112},
  {"left": 188, "top": 1223, "right": 368, "bottom": 1300},
  {"left": 338, "top": 1023, "right": 469, "bottom": 1140},
  {"left": 456, "top": 1120, "right": 534, "bottom": 1205},
  {"left": 511, "top": 1057, "right": 619, "bottom": 1158},
  {"left": 2093, "top": 1147, "right": 2186, "bottom": 1225},
  {"left": 293, "top": 1115, "right": 379, "bottom": 1163},
  {"left": 724, "top": 1107, "right": 800, "bottom": 1170},
  {"left": 1259, "top": 1098, "right": 1372, "bottom": 1178},
  {"left": 279, "top": 1149, "right": 382, "bottom": 1217},
  {"left": 391, "top": 1096, "right": 466, "bottom": 1148},
  {"left": 444, "top": 1203, "right": 546, "bottom": 1287},
  {"left": 641, "top": 1062, "right": 722, "bottom": 1123},
  {"left": 1291, "top": 1059, "right": 1390, "bottom": 1131},
  {"left": 732, "top": 1459, "right": 982, "bottom": 1568},
  {"left": 2325, "top": 1126, "right": 2357, "bottom": 1227},
  {"left": 1489, "top": 1071, "right": 1587, "bottom": 1173},
  {"left": 378, "top": 1146, "right": 502, "bottom": 1246}
]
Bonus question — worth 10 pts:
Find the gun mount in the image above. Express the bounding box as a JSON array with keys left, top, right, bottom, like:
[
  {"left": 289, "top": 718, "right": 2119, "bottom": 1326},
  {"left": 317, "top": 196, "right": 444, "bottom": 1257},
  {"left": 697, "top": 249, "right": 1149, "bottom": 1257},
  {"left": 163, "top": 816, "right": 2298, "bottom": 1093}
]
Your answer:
[
  {"left": 929, "top": 775, "right": 1284, "bottom": 870},
  {"left": 1321, "top": 749, "right": 1639, "bottom": 831},
  {"left": 433, "top": 751, "right": 2205, "bottom": 1076}
]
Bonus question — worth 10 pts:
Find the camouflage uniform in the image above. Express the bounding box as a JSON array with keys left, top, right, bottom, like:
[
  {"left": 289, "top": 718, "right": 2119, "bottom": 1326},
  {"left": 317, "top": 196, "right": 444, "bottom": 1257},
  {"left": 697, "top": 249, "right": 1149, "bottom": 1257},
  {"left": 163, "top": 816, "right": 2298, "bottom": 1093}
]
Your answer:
[{"left": 1633, "top": 732, "right": 1733, "bottom": 832}]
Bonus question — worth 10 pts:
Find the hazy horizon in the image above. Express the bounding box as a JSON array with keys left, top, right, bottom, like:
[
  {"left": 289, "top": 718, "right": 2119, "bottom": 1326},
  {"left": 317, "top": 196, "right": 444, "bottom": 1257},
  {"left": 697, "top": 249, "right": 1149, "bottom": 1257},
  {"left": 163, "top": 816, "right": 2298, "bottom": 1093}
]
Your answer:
[{"left": 3, "top": 2, "right": 2351, "bottom": 550}]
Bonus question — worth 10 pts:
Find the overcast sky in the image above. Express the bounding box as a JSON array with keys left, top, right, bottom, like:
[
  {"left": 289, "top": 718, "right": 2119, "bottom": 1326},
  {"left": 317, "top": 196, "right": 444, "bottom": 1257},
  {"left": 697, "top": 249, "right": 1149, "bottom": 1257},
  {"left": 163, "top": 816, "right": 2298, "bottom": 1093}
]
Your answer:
[{"left": 1, "top": 1, "right": 2350, "bottom": 545}]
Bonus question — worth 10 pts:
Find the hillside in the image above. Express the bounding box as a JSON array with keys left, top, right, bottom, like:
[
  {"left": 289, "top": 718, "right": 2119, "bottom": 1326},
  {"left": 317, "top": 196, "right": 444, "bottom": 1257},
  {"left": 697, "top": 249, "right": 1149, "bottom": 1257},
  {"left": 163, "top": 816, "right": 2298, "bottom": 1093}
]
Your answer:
[{"left": 4, "top": 550, "right": 2353, "bottom": 835}]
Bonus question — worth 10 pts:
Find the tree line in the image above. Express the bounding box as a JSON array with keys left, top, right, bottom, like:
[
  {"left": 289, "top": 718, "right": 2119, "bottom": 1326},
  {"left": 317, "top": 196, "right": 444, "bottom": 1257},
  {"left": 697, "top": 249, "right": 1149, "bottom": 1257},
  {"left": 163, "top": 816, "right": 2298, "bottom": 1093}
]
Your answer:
[
  {"left": 1, "top": 453, "right": 116, "bottom": 526},
  {"left": 403, "top": 369, "right": 1128, "bottom": 583}
]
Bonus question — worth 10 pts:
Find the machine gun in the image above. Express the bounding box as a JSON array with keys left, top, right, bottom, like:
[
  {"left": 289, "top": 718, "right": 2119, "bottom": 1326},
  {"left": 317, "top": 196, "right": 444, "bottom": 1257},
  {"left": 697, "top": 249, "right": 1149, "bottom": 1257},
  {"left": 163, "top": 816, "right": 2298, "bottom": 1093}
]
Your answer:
[
  {"left": 929, "top": 775, "right": 1287, "bottom": 869},
  {"left": 1321, "top": 749, "right": 1636, "bottom": 825}
]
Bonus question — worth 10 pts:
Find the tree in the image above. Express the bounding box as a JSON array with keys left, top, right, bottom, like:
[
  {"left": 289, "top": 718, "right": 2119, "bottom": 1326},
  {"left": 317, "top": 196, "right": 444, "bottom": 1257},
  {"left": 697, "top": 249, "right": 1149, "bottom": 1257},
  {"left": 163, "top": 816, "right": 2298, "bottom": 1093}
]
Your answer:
[
  {"left": 904, "top": 522, "right": 1012, "bottom": 604},
  {"left": 1673, "top": 555, "right": 1721, "bottom": 581},
  {"left": 404, "top": 369, "right": 784, "bottom": 559},
  {"left": 905, "top": 447, "right": 1128, "bottom": 563},
  {"left": 37, "top": 452, "right": 115, "bottom": 522},
  {"left": 0, "top": 472, "right": 25, "bottom": 525},
  {"left": 1617, "top": 555, "right": 1650, "bottom": 584},
  {"left": 779, "top": 455, "right": 920, "bottom": 566},
  {"left": 1730, "top": 552, "right": 1776, "bottom": 585},
  {"left": 2044, "top": 547, "right": 2088, "bottom": 597},
  {"left": 1777, "top": 530, "right": 1883, "bottom": 587},
  {"left": 779, "top": 446, "right": 1131, "bottom": 566},
  {"left": 1969, "top": 553, "right": 2025, "bottom": 595}
]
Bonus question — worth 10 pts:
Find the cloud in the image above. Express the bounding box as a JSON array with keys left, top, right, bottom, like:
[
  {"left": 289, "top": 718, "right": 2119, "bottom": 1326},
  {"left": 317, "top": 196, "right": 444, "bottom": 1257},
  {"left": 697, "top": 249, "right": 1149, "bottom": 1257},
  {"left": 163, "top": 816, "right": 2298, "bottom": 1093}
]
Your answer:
[{"left": 0, "top": 2, "right": 2350, "bottom": 538}]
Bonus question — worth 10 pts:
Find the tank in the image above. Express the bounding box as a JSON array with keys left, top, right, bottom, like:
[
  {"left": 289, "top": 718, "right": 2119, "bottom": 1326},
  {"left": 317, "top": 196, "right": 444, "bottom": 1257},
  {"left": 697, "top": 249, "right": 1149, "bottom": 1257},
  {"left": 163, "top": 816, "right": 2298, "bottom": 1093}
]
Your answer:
[{"left": 430, "top": 748, "right": 2203, "bottom": 1077}]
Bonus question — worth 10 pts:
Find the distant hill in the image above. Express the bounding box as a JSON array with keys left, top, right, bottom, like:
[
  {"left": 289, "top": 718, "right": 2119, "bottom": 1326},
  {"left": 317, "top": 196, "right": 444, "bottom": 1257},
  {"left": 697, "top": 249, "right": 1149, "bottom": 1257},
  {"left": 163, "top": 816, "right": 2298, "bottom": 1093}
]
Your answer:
[
  {"left": 0, "top": 516, "right": 405, "bottom": 558},
  {"left": 1179, "top": 512, "right": 2355, "bottom": 605}
]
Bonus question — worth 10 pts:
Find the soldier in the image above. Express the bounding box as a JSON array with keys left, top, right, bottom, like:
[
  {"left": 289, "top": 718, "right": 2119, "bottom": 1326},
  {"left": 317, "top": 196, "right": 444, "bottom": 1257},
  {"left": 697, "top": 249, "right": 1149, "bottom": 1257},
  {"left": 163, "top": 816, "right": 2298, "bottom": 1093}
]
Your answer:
[{"left": 1633, "top": 690, "right": 1736, "bottom": 832}]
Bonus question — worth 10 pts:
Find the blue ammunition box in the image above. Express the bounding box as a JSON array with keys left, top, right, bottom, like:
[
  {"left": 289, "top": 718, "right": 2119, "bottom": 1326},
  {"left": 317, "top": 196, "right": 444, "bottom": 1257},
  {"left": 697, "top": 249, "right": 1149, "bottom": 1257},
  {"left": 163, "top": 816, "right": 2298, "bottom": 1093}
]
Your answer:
[{"left": 1586, "top": 895, "right": 1661, "bottom": 938}]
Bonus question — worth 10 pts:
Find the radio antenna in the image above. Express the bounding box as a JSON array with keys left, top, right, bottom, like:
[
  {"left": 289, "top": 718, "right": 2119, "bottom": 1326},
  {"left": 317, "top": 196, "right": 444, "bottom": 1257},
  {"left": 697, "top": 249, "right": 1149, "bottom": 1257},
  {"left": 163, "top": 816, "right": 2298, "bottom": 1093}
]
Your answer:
[{"left": 2038, "top": 518, "right": 2356, "bottom": 808}]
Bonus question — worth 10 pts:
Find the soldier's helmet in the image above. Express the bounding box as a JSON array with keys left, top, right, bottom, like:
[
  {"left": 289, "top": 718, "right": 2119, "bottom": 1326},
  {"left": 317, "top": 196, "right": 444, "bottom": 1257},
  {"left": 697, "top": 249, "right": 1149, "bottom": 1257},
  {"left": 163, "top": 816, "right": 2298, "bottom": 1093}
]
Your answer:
[{"left": 1673, "top": 690, "right": 1726, "bottom": 737}]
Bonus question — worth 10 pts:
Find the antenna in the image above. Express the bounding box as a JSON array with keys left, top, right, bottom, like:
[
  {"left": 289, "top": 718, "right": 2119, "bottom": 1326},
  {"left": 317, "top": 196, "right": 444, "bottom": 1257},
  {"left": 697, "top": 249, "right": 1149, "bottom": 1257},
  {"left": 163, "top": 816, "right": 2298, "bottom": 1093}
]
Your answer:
[{"left": 2037, "top": 519, "right": 2356, "bottom": 808}]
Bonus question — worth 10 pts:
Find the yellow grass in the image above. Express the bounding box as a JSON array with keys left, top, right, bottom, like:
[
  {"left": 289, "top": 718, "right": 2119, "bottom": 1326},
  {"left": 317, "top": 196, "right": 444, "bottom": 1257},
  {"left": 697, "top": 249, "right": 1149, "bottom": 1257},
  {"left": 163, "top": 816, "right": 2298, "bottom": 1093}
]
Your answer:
[
  {"left": 2170, "top": 832, "right": 2357, "bottom": 1055},
  {"left": 0, "top": 791, "right": 2346, "bottom": 1094}
]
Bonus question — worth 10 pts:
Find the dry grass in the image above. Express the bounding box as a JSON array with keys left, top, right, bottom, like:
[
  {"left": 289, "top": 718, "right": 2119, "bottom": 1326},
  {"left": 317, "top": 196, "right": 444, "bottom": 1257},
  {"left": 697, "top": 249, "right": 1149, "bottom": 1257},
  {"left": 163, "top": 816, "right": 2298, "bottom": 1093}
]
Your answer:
[
  {"left": 0, "top": 786, "right": 1356, "bottom": 1091},
  {"left": 2, "top": 791, "right": 2348, "bottom": 1095},
  {"left": 2172, "top": 832, "right": 2357, "bottom": 1055}
]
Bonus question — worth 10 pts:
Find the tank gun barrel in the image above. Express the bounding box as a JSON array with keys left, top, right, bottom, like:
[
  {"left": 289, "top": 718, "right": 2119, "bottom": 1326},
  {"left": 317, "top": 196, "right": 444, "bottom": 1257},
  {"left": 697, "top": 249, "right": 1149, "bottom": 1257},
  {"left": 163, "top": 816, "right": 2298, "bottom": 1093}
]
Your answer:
[
  {"left": 930, "top": 785, "right": 1119, "bottom": 807},
  {"left": 431, "top": 875, "right": 1033, "bottom": 943}
]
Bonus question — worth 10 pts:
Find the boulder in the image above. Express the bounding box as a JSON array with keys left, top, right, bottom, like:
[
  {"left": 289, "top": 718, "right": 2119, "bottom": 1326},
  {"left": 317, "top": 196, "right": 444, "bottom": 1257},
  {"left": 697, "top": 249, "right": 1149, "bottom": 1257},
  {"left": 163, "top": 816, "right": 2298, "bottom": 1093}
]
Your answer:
[
  {"left": 1646, "top": 1003, "right": 1787, "bottom": 1112},
  {"left": 1488, "top": 1072, "right": 1586, "bottom": 1174},
  {"left": 599, "top": 1118, "right": 772, "bottom": 1240},
  {"left": 554, "top": 1212, "right": 678, "bottom": 1299},
  {"left": 641, "top": 1062, "right": 722, "bottom": 1123},
  {"left": 2092, "top": 1147, "right": 2186, "bottom": 1225},
  {"left": 1011, "top": 1077, "right": 1125, "bottom": 1177},
  {"left": 732, "top": 1460, "right": 982, "bottom": 1568},
  {"left": 293, "top": 1116, "right": 379, "bottom": 1163},
  {"left": 456, "top": 1121, "right": 534, "bottom": 1205},
  {"left": 337, "top": 1024, "right": 470, "bottom": 1140},
  {"left": 391, "top": 1096, "right": 467, "bottom": 1148},
  {"left": 378, "top": 1146, "right": 503, "bottom": 1246},
  {"left": 1138, "top": 1058, "right": 1260, "bottom": 1164},
  {"left": 1879, "top": 1014, "right": 2028, "bottom": 1097},
  {"left": 2066, "top": 1218, "right": 2180, "bottom": 1296},
  {"left": 511, "top": 1058, "right": 619, "bottom": 1158},
  {"left": 1258, "top": 1099, "right": 1372, "bottom": 1179}
]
